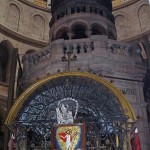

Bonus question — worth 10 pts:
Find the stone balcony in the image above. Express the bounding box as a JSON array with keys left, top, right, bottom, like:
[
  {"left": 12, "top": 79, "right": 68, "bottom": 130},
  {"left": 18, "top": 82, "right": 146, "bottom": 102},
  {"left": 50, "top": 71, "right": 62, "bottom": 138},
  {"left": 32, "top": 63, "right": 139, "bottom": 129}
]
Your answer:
[{"left": 21, "top": 35, "right": 147, "bottom": 86}]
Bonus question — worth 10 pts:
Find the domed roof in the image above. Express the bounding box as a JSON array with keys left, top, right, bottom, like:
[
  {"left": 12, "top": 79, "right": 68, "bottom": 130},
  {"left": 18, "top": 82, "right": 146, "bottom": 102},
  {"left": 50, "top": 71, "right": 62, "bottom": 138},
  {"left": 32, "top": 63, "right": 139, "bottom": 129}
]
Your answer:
[
  {"left": 51, "top": 0, "right": 112, "bottom": 14},
  {"left": 25, "top": 0, "right": 132, "bottom": 10}
]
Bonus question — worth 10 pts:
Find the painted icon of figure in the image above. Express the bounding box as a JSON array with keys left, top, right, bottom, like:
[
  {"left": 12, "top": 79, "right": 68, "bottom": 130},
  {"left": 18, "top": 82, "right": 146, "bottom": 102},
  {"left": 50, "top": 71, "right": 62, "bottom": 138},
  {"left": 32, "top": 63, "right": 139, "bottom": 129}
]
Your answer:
[
  {"left": 66, "top": 132, "right": 72, "bottom": 149},
  {"left": 59, "top": 130, "right": 77, "bottom": 150}
]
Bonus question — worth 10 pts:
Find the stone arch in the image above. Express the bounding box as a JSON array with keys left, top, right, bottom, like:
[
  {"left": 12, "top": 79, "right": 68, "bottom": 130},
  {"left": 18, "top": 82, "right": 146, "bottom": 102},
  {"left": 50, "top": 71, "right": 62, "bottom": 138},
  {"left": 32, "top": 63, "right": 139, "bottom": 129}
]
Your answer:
[
  {"left": 115, "top": 14, "right": 128, "bottom": 39},
  {"left": 70, "top": 20, "right": 89, "bottom": 30},
  {"left": 5, "top": 72, "right": 136, "bottom": 125},
  {"left": 138, "top": 4, "right": 150, "bottom": 31},
  {"left": 0, "top": 43, "right": 8, "bottom": 82},
  {"left": 7, "top": 3, "right": 20, "bottom": 31},
  {"left": 0, "top": 40, "right": 15, "bottom": 83},
  {"left": 134, "top": 0, "right": 149, "bottom": 15},
  {"left": 5, "top": 72, "right": 136, "bottom": 149},
  {"left": 31, "top": 14, "right": 46, "bottom": 40},
  {"left": 55, "top": 26, "right": 69, "bottom": 40},
  {"left": 25, "top": 49, "right": 36, "bottom": 54},
  {"left": 90, "top": 23, "right": 106, "bottom": 35},
  {"left": 70, "top": 22, "right": 88, "bottom": 39}
]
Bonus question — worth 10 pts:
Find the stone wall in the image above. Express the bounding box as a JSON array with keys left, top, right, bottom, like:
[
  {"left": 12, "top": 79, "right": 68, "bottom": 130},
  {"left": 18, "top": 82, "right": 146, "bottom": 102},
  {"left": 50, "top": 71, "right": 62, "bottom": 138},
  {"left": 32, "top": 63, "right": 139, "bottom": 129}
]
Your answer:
[
  {"left": 0, "top": 0, "right": 51, "bottom": 56},
  {"left": 113, "top": 0, "right": 150, "bottom": 41}
]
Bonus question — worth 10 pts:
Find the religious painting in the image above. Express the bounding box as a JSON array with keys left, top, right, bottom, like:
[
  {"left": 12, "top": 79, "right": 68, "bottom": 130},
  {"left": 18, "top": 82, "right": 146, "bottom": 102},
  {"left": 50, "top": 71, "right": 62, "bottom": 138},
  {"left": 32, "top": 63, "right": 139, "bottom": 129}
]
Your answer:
[
  {"left": 56, "top": 98, "right": 79, "bottom": 124},
  {"left": 52, "top": 124, "right": 86, "bottom": 150}
]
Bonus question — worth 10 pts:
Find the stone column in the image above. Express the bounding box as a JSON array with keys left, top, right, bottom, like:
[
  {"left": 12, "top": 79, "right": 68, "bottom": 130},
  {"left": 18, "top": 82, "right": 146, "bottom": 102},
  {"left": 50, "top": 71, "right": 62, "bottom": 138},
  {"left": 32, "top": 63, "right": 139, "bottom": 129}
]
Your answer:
[
  {"left": 22, "top": 54, "right": 30, "bottom": 74},
  {"left": 21, "top": 54, "right": 31, "bottom": 89},
  {"left": 3, "top": 126, "right": 9, "bottom": 150},
  {"left": 126, "top": 119, "right": 135, "bottom": 150},
  {"left": 67, "top": 7, "right": 71, "bottom": 15},
  {"left": 86, "top": 6, "right": 90, "bottom": 13},
  {"left": 86, "top": 30, "right": 92, "bottom": 38},
  {"left": 68, "top": 32, "right": 74, "bottom": 40}
]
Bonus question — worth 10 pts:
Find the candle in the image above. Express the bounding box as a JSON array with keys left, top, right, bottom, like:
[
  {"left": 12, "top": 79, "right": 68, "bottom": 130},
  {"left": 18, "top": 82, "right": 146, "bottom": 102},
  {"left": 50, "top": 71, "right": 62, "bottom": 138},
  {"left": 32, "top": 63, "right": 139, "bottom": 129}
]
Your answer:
[{"left": 116, "top": 133, "right": 119, "bottom": 148}]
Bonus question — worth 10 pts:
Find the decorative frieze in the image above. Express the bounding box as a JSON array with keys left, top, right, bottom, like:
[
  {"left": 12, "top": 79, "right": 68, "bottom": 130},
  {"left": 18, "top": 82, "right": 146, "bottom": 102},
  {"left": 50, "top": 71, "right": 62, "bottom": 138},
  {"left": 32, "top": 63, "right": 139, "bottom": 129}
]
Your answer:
[
  {"left": 111, "top": 45, "right": 130, "bottom": 56},
  {"left": 22, "top": 46, "right": 52, "bottom": 66},
  {"left": 120, "top": 88, "right": 136, "bottom": 95},
  {"left": 106, "top": 40, "right": 139, "bottom": 57}
]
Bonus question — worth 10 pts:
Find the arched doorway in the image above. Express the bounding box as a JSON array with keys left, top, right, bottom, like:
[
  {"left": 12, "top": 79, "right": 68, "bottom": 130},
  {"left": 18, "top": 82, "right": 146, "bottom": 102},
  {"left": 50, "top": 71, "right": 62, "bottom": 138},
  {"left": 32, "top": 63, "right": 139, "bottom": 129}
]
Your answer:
[{"left": 5, "top": 72, "right": 136, "bottom": 150}]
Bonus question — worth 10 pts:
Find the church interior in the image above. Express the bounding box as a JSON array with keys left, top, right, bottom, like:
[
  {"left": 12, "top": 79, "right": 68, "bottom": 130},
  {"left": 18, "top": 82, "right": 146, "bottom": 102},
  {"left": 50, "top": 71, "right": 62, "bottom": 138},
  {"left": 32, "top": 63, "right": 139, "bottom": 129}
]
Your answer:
[{"left": 0, "top": 0, "right": 150, "bottom": 149}]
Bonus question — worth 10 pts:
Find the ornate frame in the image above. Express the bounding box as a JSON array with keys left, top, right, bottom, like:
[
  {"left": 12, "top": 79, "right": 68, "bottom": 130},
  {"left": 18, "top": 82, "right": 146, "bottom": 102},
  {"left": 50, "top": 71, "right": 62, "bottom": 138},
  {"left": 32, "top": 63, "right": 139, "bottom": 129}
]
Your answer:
[
  {"left": 52, "top": 123, "right": 86, "bottom": 150},
  {"left": 5, "top": 72, "right": 136, "bottom": 125}
]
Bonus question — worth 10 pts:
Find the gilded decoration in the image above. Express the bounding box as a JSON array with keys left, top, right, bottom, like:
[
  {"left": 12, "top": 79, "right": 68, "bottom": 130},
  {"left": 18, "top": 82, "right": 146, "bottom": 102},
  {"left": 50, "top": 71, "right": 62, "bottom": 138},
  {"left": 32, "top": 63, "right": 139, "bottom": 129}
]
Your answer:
[
  {"left": 33, "top": 0, "right": 47, "bottom": 7},
  {"left": 4, "top": 72, "right": 136, "bottom": 149},
  {"left": 112, "top": 0, "right": 130, "bottom": 7},
  {"left": 5, "top": 71, "right": 136, "bottom": 125},
  {"left": 52, "top": 124, "right": 86, "bottom": 150}
]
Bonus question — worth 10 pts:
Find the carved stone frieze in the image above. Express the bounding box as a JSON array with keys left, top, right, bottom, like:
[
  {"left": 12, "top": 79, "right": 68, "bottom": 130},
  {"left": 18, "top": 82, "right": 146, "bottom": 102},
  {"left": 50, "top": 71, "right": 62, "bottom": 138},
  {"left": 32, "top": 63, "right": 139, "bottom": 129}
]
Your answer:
[
  {"left": 120, "top": 88, "right": 136, "bottom": 95},
  {"left": 22, "top": 45, "right": 52, "bottom": 66},
  {"left": 106, "top": 40, "right": 140, "bottom": 57}
]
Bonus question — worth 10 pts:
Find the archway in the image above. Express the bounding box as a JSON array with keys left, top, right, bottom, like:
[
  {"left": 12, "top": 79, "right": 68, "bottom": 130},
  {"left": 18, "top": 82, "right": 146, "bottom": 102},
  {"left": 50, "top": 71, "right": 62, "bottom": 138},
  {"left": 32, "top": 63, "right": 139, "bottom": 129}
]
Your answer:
[
  {"left": 91, "top": 24, "right": 106, "bottom": 36},
  {"left": 72, "top": 24, "right": 87, "bottom": 39},
  {"left": 5, "top": 72, "right": 136, "bottom": 149},
  {"left": 55, "top": 27, "right": 69, "bottom": 40},
  {"left": 0, "top": 40, "right": 16, "bottom": 83},
  {"left": 0, "top": 41, "right": 9, "bottom": 82}
]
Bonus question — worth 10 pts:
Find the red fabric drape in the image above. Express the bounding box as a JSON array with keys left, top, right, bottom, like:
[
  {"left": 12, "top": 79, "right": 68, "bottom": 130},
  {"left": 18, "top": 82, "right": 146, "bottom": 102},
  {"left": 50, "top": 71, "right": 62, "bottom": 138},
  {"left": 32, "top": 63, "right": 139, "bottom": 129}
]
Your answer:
[
  {"left": 131, "top": 127, "right": 141, "bottom": 150},
  {"left": 8, "top": 134, "right": 15, "bottom": 150}
]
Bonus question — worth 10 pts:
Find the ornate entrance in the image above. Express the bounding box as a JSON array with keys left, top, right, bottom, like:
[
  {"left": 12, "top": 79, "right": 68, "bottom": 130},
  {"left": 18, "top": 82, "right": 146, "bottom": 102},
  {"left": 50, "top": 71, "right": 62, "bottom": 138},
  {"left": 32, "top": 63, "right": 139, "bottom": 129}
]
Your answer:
[{"left": 5, "top": 72, "right": 136, "bottom": 150}]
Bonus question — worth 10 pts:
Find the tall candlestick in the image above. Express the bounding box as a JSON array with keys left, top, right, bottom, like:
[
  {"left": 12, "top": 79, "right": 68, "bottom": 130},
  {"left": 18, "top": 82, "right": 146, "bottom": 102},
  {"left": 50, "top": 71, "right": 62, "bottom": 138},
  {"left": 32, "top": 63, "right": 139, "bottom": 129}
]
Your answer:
[{"left": 116, "top": 133, "right": 119, "bottom": 148}]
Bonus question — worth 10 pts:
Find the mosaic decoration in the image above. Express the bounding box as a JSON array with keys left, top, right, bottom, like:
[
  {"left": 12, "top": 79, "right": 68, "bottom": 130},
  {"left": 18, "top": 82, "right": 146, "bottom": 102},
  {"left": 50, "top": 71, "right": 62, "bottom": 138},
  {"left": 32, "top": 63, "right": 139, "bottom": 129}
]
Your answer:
[
  {"left": 112, "top": 0, "right": 131, "bottom": 7},
  {"left": 33, "top": 0, "right": 47, "bottom": 7}
]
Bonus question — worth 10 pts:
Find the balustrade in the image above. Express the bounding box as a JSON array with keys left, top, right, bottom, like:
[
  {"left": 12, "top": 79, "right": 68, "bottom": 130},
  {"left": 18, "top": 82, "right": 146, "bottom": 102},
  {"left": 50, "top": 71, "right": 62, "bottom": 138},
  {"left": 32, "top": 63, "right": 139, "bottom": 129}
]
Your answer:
[
  {"left": 63, "top": 39, "right": 94, "bottom": 55},
  {"left": 22, "top": 38, "right": 140, "bottom": 68}
]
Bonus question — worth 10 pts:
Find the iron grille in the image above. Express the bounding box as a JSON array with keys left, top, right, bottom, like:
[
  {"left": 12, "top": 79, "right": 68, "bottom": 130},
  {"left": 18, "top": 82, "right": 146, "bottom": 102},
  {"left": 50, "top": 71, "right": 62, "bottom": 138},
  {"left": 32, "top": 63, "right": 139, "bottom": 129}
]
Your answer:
[{"left": 10, "top": 75, "right": 128, "bottom": 150}]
